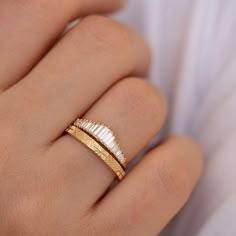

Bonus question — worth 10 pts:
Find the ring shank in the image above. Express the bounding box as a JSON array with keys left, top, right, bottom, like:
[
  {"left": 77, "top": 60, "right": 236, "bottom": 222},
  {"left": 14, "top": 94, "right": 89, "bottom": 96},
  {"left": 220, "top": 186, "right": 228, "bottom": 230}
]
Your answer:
[{"left": 65, "top": 125, "right": 125, "bottom": 180}]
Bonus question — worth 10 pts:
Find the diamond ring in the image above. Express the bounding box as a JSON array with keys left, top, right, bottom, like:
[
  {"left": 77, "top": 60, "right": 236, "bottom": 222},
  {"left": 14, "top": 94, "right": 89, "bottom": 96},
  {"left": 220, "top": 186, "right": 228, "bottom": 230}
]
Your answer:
[
  {"left": 65, "top": 119, "right": 127, "bottom": 180},
  {"left": 74, "top": 119, "right": 127, "bottom": 169}
]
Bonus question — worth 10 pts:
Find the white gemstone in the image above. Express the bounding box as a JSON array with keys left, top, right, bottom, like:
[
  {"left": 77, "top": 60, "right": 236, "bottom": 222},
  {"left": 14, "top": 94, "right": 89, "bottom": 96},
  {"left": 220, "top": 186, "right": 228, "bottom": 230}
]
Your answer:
[
  {"left": 106, "top": 137, "right": 114, "bottom": 146},
  {"left": 97, "top": 126, "right": 105, "bottom": 135},
  {"left": 100, "top": 125, "right": 106, "bottom": 134},
  {"left": 80, "top": 123, "right": 85, "bottom": 129},
  {"left": 91, "top": 124, "right": 97, "bottom": 132},
  {"left": 97, "top": 130, "right": 104, "bottom": 138},
  {"left": 110, "top": 142, "right": 116, "bottom": 149},
  {"left": 116, "top": 150, "right": 121, "bottom": 156},
  {"left": 87, "top": 124, "right": 92, "bottom": 130},
  {"left": 100, "top": 131, "right": 109, "bottom": 140},
  {"left": 76, "top": 121, "right": 126, "bottom": 164},
  {"left": 74, "top": 120, "right": 80, "bottom": 126},
  {"left": 85, "top": 122, "right": 91, "bottom": 129},
  {"left": 115, "top": 150, "right": 121, "bottom": 156},
  {"left": 99, "top": 127, "right": 108, "bottom": 137},
  {"left": 103, "top": 131, "right": 111, "bottom": 139},
  {"left": 88, "top": 124, "right": 94, "bottom": 131},
  {"left": 94, "top": 125, "right": 103, "bottom": 135},
  {"left": 87, "top": 123, "right": 93, "bottom": 130},
  {"left": 112, "top": 147, "right": 118, "bottom": 154},
  {"left": 106, "top": 137, "right": 113, "bottom": 146},
  {"left": 114, "top": 145, "right": 119, "bottom": 152},
  {"left": 97, "top": 133, "right": 102, "bottom": 139},
  {"left": 99, "top": 128, "right": 108, "bottom": 136},
  {"left": 103, "top": 134, "right": 112, "bottom": 143}
]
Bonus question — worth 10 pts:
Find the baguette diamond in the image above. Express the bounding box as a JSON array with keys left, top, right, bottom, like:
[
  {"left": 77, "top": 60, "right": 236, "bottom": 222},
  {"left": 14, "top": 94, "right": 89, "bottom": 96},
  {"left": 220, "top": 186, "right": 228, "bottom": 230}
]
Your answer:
[{"left": 73, "top": 119, "right": 127, "bottom": 168}]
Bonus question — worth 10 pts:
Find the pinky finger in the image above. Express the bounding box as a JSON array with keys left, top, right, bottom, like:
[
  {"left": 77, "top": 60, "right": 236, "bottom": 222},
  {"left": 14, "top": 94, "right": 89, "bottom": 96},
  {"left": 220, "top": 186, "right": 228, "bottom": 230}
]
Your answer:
[{"left": 90, "top": 135, "right": 203, "bottom": 236}]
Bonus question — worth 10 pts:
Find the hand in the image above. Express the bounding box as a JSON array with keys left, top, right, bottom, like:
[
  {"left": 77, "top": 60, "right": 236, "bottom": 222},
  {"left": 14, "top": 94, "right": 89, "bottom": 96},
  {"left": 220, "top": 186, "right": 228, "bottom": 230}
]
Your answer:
[
  {"left": 0, "top": 2, "right": 203, "bottom": 235},
  {"left": 0, "top": 0, "right": 125, "bottom": 90}
]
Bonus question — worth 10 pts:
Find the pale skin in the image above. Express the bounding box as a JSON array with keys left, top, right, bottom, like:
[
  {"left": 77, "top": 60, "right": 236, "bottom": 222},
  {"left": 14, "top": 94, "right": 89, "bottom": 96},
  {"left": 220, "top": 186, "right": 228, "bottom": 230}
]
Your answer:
[{"left": 0, "top": 1, "right": 203, "bottom": 235}]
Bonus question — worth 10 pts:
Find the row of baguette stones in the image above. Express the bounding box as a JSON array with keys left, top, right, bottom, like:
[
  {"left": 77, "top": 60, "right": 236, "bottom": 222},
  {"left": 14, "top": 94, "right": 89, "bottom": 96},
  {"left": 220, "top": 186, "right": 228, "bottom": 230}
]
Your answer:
[{"left": 74, "top": 119, "right": 126, "bottom": 166}]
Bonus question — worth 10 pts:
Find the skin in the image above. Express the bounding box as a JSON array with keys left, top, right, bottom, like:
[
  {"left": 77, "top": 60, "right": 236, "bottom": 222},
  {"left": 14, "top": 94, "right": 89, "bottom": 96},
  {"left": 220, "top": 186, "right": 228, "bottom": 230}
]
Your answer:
[{"left": 0, "top": 1, "right": 203, "bottom": 235}]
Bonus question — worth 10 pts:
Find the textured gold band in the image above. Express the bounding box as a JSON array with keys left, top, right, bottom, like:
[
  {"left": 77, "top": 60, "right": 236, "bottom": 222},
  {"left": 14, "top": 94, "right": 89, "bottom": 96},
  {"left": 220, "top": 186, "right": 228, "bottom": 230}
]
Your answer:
[
  {"left": 73, "top": 119, "right": 127, "bottom": 169},
  {"left": 65, "top": 125, "right": 125, "bottom": 180}
]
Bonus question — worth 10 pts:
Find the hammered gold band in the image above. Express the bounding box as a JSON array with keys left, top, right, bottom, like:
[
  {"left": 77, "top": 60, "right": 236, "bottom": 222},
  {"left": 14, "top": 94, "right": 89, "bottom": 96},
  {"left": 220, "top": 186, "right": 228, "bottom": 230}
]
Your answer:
[
  {"left": 65, "top": 125, "right": 126, "bottom": 180},
  {"left": 73, "top": 119, "right": 127, "bottom": 169}
]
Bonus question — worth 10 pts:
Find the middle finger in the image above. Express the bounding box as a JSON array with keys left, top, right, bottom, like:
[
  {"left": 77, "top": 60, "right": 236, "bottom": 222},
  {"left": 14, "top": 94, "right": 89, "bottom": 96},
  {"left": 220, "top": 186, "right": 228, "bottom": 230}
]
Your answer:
[
  {"left": 48, "top": 77, "right": 167, "bottom": 209},
  {"left": 2, "top": 15, "right": 150, "bottom": 146}
]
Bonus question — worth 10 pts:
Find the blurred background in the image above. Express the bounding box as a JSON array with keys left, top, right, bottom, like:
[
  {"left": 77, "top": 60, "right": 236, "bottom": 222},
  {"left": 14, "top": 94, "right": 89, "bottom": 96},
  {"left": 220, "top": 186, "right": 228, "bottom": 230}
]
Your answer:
[{"left": 114, "top": 1, "right": 236, "bottom": 235}]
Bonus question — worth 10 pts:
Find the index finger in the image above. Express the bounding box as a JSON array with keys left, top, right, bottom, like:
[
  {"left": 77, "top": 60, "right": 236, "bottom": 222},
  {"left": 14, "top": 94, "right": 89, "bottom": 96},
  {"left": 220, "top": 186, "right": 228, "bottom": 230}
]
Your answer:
[{"left": 0, "top": 0, "right": 125, "bottom": 92}]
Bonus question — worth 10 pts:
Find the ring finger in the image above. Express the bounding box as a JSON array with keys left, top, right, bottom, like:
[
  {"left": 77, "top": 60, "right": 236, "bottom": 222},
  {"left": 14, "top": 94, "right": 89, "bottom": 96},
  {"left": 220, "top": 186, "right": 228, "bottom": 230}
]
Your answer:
[{"left": 47, "top": 77, "right": 167, "bottom": 209}]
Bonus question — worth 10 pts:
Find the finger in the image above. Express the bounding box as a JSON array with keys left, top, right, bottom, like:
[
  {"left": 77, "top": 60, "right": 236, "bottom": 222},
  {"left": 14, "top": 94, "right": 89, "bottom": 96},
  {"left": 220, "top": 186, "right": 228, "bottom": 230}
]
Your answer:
[
  {"left": 0, "top": 0, "right": 125, "bottom": 92},
  {"left": 91, "top": 135, "right": 203, "bottom": 235},
  {"left": 2, "top": 16, "right": 150, "bottom": 145},
  {"left": 48, "top": 77, "right": 166, "bottom": 209}
]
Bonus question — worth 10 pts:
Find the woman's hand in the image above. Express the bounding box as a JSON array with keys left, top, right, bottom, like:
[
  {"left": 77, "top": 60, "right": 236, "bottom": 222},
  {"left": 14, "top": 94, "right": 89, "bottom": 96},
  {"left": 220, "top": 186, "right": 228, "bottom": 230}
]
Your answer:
[
  {"left": 0, "top": 0, "right": 125, "bottom": 90},
  {"left": 0, "top": 1, "right": 203, "bottom": 235}
]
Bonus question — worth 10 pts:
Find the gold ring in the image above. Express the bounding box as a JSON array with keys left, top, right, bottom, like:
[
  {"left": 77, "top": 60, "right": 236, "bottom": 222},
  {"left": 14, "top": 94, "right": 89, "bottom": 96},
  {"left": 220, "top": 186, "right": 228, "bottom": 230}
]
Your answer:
[
  {"left": 74, "top": 119, "right": 127, "bottom": 169},
  {"left": 65, "top": 124, "right": 126, "bottom": 180}
]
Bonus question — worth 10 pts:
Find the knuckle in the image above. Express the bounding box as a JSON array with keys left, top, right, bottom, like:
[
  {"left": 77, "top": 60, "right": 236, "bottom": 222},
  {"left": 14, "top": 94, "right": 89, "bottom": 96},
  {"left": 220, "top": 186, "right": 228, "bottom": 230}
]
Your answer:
[
  {"left": 114, "top": 77, "right": 167, "bottom": 122},
  {"left": 80, "top": 15, "right": 133, "bottom": 54}
]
